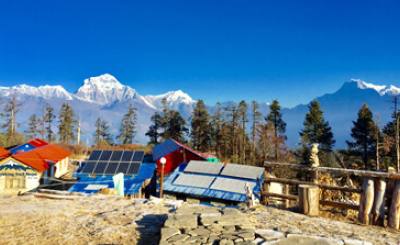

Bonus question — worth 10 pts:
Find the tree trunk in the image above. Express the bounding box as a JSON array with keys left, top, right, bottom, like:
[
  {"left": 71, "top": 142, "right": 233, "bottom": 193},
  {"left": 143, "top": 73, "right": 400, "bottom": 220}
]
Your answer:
[
  {"left": 358, "top": 178, "right": 374, "bottom": 225},
  {"left": 372, "top": 179, "right": 386, "bottom": 226},
  {"left": 388, "top": 181, "right": 400, "bottom": 229},
  {"left": 299, "top": 184, "right": 319, "bottom": 216}
]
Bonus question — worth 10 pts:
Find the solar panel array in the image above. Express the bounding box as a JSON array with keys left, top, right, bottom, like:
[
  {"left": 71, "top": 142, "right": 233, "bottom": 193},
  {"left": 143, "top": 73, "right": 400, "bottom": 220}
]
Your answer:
[
  {"left": 183, "top": 160, "right": 223, "bottom": 175},
  {"left": 220, "top": 164, "right": 264, "bottom": 180},
  {"left": 79, "top": 150, "right": 145, "bottom": 176},
  {"left": 174, "top": 174, "right": 215, "bottom": 188},
  {"left": 210, "top": 178, "right": 256, "bottom": 194}
]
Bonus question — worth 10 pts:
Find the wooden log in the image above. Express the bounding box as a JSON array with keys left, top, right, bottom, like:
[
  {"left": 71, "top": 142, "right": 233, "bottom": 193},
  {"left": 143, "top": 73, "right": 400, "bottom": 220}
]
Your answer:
[
  {"left": 261, "top": 192, "right": 298, "bottom": 201},
  {"left": 372, "top": 179, "right": 387, "bottom": 226},
  {"left": 319, "top": 200, "right": 359, "bottom": 210},
  {"left": 388, "top": 181, "right": 400, "bottom": 229},
  {"left": 283, "top": 184, "right": 289, "bottom": 208},
  {"left": 298, "top": 184, "right": 319, "bottom": 216},
  {"left": 358, "top": 178, "right": 374, "bottom": 225}
]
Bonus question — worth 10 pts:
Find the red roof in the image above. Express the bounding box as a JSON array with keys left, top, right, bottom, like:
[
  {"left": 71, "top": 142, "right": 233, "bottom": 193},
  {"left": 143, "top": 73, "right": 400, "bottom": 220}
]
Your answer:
[
  {"left": 171, "top": 139, "right": 211, "bottom": 159},
  {"left": 13, "top": 144, "right": 71, "bottom": 172},
  {"left": 28, "top": 138, "right": 48, "bottom": 147},
  {"left": 0, "top": 147, "right": 10, "bottom": 158}
]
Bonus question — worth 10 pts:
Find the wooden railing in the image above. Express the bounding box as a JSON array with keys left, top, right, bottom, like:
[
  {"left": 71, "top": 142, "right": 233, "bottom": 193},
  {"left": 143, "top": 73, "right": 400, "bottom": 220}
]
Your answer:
[{"left": 263, "top": 161, "right": 400, "bottom": 229}]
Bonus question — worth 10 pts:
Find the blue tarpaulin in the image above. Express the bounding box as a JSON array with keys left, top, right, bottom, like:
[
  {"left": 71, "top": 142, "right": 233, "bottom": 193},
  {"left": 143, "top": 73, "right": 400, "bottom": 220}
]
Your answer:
[{"left": 9, "top": 143, "right": 36, "bottom": 155}]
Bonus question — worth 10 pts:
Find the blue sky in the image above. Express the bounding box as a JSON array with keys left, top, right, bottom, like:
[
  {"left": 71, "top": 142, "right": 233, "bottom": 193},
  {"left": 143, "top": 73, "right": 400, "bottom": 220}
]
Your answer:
[{"left": 1, "top": 0, "right": 400, "bottom": 107}]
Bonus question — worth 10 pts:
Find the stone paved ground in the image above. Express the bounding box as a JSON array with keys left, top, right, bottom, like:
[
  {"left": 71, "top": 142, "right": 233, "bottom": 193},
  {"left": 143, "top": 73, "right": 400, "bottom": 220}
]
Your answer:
[{"left": 0, "top": 195, "right": 399, "bottom": 244}]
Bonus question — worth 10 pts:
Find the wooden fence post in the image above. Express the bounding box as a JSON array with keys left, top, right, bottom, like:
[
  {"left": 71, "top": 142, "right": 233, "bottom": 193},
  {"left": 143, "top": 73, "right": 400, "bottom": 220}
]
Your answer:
[
  {"left": 372, "top": 179, "right": 386, "bottom": 226},
  {"left": 388, "top": 181, "right": 400, "bottom": 229},
  {"left": 358, "top": 178, "right": 374, "bottom": 225},
  {"left": 283, "top": 184, "right": 289, "bottom": 208},
  {"left": 263, "top": 170, "right": 270, "bottom": 205},
  {"left": 299, "top": 184, "right": 319, "bottom": 216}
]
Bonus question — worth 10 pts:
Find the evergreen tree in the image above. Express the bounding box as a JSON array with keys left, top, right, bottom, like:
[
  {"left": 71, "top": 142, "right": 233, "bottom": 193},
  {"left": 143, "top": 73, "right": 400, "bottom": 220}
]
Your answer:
[
  {"left": 146, "top": 112, "right": 162, "bottom": 145},
  {"left": 58, "top": 103, "right": 76, "bottom": 144},
  {"left": 300, "top": 100, "right": 335, "bottom": 152},
  {"left": 1, "top": 96, "right": 23, "bottom": 146},
  {"left": 94, "top": 117, "right": 113, "bottom": 145},
  {"left": 26, "top": 114, "right": 40, "bottom": 138},
  {"left": 191, "top": 100, "right": 211, "bottom": 152},
  {"left": 347, "top": 104, "right": 379, "bottom": 169},
  {"left": 266, "top": 100, "right": 287, "bottom": 161},
  {"left": 117, "top": 104, "right": 137, "bottom": 144},
  {"left": 43, "top": 104, "right": 56, "bottom": 142},
  {"left": 210, "top": 103, "right": 224, "bottom": 158},
  {"left": 250, "top": 101, "right": 262, "bottom": 161},
  {"left": 238, "top": 100, "right": 248, "bottom": 163},
  {"left": 161, "top": 110, "right": 188, "bottom": 142}
]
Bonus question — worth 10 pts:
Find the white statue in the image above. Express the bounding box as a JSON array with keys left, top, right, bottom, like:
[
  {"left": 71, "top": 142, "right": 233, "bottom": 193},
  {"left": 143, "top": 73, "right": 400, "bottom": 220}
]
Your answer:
[{"left": 309, "top": 143, "right": 320, "bottom": 167}]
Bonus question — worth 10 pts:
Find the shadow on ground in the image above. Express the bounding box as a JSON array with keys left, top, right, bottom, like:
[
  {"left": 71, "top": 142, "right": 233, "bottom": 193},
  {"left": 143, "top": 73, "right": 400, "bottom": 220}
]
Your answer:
[{"left": 136, "top": 214, "right": 168, "bottom": 245}]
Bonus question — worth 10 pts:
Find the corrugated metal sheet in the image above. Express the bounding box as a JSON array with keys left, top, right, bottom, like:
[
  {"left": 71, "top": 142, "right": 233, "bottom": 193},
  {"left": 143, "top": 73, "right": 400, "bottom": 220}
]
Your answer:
[
  {"left": 210, "top": 177, "right": 256, "bottom": 194},
  {"left": 9, "top": 143, "right": 36, "bottom": 155},
  {"left": 173, "top": 173, "right": 215, "bottom": 188},
  {"left": 220, "top": 164, "right": 264, "bottom": 180},
  {"left": 183, "top": 160, "right": 223, "bottom": 175}
]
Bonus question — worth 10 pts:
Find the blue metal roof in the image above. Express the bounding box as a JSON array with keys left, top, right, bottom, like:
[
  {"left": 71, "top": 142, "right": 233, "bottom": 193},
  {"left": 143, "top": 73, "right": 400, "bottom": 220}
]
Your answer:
[
  {"left": 69, "top": 163, "right": 156, "bottom": 195},
  {"left": 9, "top": 143, "right": 36, "bottom": 155},
  {"left": 163, "top": 163, "right": 263, "bottom": 203},
  {"left": 152, "top": 139, "right": 180, "bottom": 161}
]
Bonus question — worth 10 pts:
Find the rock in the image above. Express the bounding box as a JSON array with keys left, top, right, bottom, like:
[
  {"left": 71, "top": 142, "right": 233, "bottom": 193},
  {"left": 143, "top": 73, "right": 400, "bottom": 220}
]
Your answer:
[
  {"left": 220, "top": 238, "right": 235, "bottom": 245},
  {"left": 164, "top": 213, "right": 198, "bottom": 229},
  {"left": 160, "top": 227, "right": 180, "bottom": 241},
  {"left": 282, "top": 235, "right": 344, "bottom": 245},
  {"left": 237, "top": 232, "right": 255, "bottom": 241},
  {"left": 200, "top": 212, "right": 222, "bottom": 226},
  {"left": 255, "top": 229, "right": 284, "bottom": 241},
  {"left": 167, "top": 234, "right": 190, "bottom": 243},
  {"left": 188, "top": 227, "right": 211, "bottom": 236},
  {"left": 222, "top": 208, "right": 241, "bottom": 216},
  {"left": 343, "top": 239, "right": 373, "bottom": 245},
  {"left": 253, "top": 238, "right": 265, "bottom": 245},
  {"left": 222, "top": 225, "right": 236, "bottom": 233}
]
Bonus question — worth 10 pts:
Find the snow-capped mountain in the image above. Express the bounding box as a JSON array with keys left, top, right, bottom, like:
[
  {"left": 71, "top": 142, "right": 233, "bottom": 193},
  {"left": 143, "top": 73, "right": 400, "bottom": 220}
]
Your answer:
[
  {"left": 1, "top": 75, "right": 399, "bottom": 147},
  {"left": 0, "top": 74, "right": 196, "bottom": 144}
]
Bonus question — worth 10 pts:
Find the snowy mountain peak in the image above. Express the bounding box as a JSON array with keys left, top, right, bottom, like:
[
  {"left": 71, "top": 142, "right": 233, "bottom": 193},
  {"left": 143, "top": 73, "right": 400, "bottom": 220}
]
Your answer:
[
  {"left": 351, "top": 79, "right": 400, "bottom": 96},
  {"left": 144, "top": 90, "right": 195, "bottom": 110},
  {"left": 76, "top": 74, "right": 137, "bottom": 105},
  {"left": 0, "top": 84, "right": 73, "bottom": 100}
]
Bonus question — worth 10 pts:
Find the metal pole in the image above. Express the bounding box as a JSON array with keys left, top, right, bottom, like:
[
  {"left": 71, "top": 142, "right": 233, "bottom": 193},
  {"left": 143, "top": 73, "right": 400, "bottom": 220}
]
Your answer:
[{"left": 160, "top": 163, "right": 165, "bottom": 198}]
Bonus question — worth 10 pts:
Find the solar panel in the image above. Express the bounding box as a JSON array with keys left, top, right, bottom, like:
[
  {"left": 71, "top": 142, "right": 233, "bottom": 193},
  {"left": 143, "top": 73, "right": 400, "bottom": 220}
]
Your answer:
[
  {"left": 88, "top": 150, "right": 102, "bottom": 161},
  {"left": 132, "top": 151, "right": 145, "bottom": 162},
  {"left": 110, "top": 151, "right": 123, "bottom": 161},
  {"left": 80, "top": 161, "right": 96, "bottom": 174},
  {"left": 173, "top": 174, "right": 215, "bottom": 188},
  {"left": 126, "top": 162, "right": 140, "bottom": 175},
  {"left": 184, "top": 160, "right": 223, "bottom": 175},
  {"left": 116, "top": 162, "right": 130, "bottom": 174},
  {"left": 93, "top": 161, "right": 108, "bottom": 174},
  {"left": 99, "top": 151, "right": 112, "bottom": 161},
  {"left": 121, "top": 151, "right": 134, "bottom": 161},
  {"left": 210, "top": 178, "right": 256, "bottom": 194},
  {"left": 104, "top": 162, "right": 119, "bottom": 174},
  {"left": 220, "top": 164, "right": 264, "bottom": 180}
]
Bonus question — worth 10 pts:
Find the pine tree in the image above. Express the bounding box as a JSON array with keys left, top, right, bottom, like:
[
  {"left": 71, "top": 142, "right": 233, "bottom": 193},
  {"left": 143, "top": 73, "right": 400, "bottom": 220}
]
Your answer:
[
  {"left": 266, "top": 100, "right": 287, "bottom": 161},
  {"left": 238, "top": 100, "right": 248, "bottom": 163},
  {"left": 43, "top": 104, "right": 56, "bottom": 142},
  {"left": 191, "top": 100, "right": 211, "bottom": 152},
  {"left": 300, "top": 100, "right": 335, "bottom": 152},
  {"left": 225, "top": 104, "right": 239, "bottom": 160},
  {"left": 250, "top": 101, "right": 262, "bottom": 161},
  {"left": 117, "top": 104, "right": 137, "bottom": 144},
  {"left": 347, "top": 104, "right": 379, "bottom": 169},
  {"left": 210, "top": 103, "right": 224, "bottom": 158},
  {"left": 1, "top": 96, "right": 21, "bottom": 143},
  {"left": 146, "top": 112, "right": 162, "bottom": 145},
  {"left": 161, "top": 110, "right": 188, "bottom": 142},
  {"left": 94, "top": 117, "right": 113, "bottom": 145},
  {"left": 58, "top": 103, "right": 76, "bottom": 144},
  {"left": 26, "top": 114, "right": 40, "bottom": 139}
]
